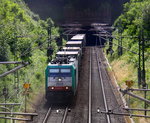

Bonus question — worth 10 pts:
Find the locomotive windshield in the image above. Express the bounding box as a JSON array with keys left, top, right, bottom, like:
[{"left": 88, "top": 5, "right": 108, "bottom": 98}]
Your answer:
[
  {"left": 49, "top": 68, "right": 71, "bottom": 77},
  {"left": 49, "top": 69, "right": 59, "bottom": 73},
  {"left": 60, "top": 69, "right": 71, "bottom": 73}
]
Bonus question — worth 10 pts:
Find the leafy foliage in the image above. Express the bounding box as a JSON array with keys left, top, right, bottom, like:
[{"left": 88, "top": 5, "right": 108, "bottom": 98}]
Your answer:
[
  {"left": 111, "top": 0, "right": 150, "bottom": 65},
  {"left": 106, "top": 0, "right": 150, "bottom": 121},
  {"left": 0, "top": 0, "right": 63, "bottom": 119}
]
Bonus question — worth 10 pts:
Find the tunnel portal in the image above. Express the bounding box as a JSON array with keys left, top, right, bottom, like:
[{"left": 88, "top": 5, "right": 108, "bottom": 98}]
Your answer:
[{"left": 24, "top": 0, "right": 129, "bottom": 25}]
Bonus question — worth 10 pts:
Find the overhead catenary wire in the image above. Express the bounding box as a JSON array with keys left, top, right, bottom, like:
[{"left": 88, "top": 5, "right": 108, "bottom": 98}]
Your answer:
[
  {"left": 17, "top": 34, "right": 47, "bottom": 58},
  {"left": 95, "top": 26, "right": 150, "bottom": 56},
  {"left": 17, "top": 35, "right": 58, "bottom": 59},
  {"left": 106, "top": 35, "right": 150, "bottom": 57},
  {"left": 98, "top": 34, "right": 139, "bottom": 55}
]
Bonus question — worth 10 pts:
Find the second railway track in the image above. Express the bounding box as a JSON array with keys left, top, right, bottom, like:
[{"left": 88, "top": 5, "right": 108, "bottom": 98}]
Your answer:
[
  {"left": 88, "top": 47, "right": 109, "bottom": 123},
  {"left": 88, "top": 47, "right": 126, "bottom": 123},
  {"left": 95, "top": 47, "right": 111, "bottom": 123}
]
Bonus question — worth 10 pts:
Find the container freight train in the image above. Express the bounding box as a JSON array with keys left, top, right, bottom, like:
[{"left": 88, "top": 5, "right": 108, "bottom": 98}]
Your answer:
[{"left": 45, "top": 34, "right": 86, "bottom": 104}]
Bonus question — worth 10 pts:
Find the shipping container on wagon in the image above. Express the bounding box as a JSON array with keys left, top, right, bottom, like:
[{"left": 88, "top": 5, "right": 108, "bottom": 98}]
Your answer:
[
  {"left": 71, "top": 34, "right": 86, "bottom": 46},
  {"left": 56, "top": 51, "right": 79, "bottom": 57},
  {"left": 62, "top": 47, "right": 82, "bottom": 55},
  {"left": 66, "top": 41, "right": 83, "bottom": 48}
]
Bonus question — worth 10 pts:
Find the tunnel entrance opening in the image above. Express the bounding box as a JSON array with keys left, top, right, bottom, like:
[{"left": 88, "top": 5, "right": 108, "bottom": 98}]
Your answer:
[{"left": 78, "top": 26, "right": 106, "bottom": 46}]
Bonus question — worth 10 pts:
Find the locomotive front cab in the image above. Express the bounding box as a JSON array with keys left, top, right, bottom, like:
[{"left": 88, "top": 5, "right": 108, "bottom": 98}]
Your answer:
[
  {"left": 48, "top": 67, "right": 72, "bottom": 90},
  {"left": 45, "top": 65, "right": 76, "bottom": 103}
]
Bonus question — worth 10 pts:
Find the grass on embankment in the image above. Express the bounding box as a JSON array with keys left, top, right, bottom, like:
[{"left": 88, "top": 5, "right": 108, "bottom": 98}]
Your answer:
[{"left": 106, "top": 52, "right": 150, "bottom": 123}]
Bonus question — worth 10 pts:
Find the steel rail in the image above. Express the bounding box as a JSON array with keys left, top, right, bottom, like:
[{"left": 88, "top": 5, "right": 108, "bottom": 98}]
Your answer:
[
  {"left": 95, "top": 47, "right": 111, "bottom": 123},
  {"left": 61, "top": 107, "right": 68, "bottom": 123},
  {"left": 42, "top": 107, "right": 52, "bottom": 123},
  {"left": 88, "top": 48, "right": 92, "bottom": 123}
]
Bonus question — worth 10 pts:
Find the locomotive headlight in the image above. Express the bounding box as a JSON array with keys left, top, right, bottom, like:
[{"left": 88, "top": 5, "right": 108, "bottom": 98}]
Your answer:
[
  {"left": 66, "top": 87, "right": 69, "bottom": 89},
  {"left": 58, "top": 78, "right": 62, "bottom": 82}
]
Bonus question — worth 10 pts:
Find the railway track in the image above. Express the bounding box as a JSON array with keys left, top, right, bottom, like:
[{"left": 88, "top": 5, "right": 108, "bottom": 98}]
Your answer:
[
  {"left": 42, "top": 107, "right": 52, "bottom": 123},
  {"left": 88, "top": 47, "right": 125, "bottom": 123},
  {"left": 88, "top": 47, "right": 108, "bottom": 123},
  {"left": 30, "top": 47, "right": 125, "bottom": 123},
  {"left": 95, "top": 47, "right": 111, "bottom": 123},
  {"left": 96, "top": 47, "right": 125, "bottom": 123},
  {"left": 42, "top": 106, "right": 69, "bottom": 123}
]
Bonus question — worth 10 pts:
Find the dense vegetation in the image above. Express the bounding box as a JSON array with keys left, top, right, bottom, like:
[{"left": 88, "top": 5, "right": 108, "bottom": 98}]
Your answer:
[
  {"left": 106, "top": 0, "right": 150, "bottom": 122},
  {"left": 111, "top": 0, "right": 150, "bottom": 85},
  {"left": 0, "top": 0, "right": 63, "bottom": 122}
]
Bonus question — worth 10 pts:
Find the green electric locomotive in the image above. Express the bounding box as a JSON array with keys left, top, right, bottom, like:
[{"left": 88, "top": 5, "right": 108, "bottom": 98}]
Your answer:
[{"left": 45, "top": 34, "right": 85, "bottom": 104}]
